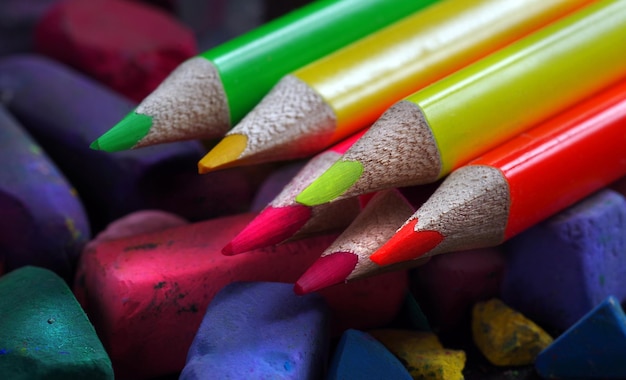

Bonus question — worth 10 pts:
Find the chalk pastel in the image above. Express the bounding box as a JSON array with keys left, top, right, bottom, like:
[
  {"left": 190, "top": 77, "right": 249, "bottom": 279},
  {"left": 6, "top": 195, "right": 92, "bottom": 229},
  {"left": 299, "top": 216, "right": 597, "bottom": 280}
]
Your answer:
[
  {"left": 0, "top": 105, "right": 89, "bottom": 281},
  {"left": 412, "top": 247, "right": 506, "bottom": 333},
  {"left": 0, "top": 266, "right": 113, "bottom": 379},
  {"left": 35, "top": 0, "right": 197, "bottom": 101},
  {"left": 472, "top": 298, "right": 553, "bottom": 366},
  {"left": 87, "top": 209, "right": 187, "bottom": 244},
  {"left": 368, "top": 329, "right": 466, "bottom": 380},
  {"left": 74, "top": 212, "right": 408, "bottom": 379},
  {"left": 535, "top": 295, "right": 626, "bottom": 378},
  {"left": 326, "top": 329, "right": 412, "bottom": 380},
  {"left": 180, "top": 281, "right": 329, "bottom": 380},
  {"left": 0, "top": 55, "right": 271, "bottom": 232},
  {"left": 501, "top": 189, "right": 626, "bottom": 331},
  {"left": 0, "top": 0, "right": 57, "bottom": 55}
]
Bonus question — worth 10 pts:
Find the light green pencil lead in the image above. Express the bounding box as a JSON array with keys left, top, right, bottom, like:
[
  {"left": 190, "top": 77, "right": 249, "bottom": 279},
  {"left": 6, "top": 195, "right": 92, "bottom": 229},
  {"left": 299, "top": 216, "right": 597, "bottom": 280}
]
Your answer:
[
  {"left": 90, "top": 112, "right": 152, "bottom": 152},
  {"left": 296, "top": 160, "right": 363, "bottom": 206}
]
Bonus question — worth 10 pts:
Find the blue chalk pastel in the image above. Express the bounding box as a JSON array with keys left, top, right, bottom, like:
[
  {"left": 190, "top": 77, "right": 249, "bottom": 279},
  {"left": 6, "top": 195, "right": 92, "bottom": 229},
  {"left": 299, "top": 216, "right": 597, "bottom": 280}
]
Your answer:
[
  {"left": 327, "top": 329, "right": 412, "bottom": 380},
  {"left": 0, "top": 105, "right": 90, "bottom": 281},
  {"left": 501, "top": 190, "right": 626, "bottom": 331},
  {"left": 180, "top": 281, "right": 330, "bottom": 380},
  {"left": 0, "top": 55, "right": 264, "bottom": 232},
  {"left": 535, "top": 295, "right": 626, "bottom": 378}
]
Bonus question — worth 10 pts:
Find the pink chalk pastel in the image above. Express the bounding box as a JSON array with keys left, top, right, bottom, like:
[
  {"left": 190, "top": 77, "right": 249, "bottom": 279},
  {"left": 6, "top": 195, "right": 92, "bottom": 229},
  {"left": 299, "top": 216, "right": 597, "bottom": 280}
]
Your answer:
[
  {"left": 85, "top": 209, "right": 188, "bottom": 251},
  {"left": 74, "top": 212, "right": 408, "bottom": 379}
]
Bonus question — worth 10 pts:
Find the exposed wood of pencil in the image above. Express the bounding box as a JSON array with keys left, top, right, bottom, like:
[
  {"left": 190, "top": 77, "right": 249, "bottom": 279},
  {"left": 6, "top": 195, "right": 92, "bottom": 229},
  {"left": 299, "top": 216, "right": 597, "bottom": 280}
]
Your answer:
[
  {"left": 91, "top": 0, "right": 436, "bottom": 152},
  {"left": 296, "top": 0, "right": 626, "bottom": 206},
  {"left": 199, "top": 0, "right": 595, "bottom": 171},
  {"left": 223, "top": 129, "right": 370, "bottom": 255},
  {"left": 295, "top": 189, "right": 416, "bottom": 294},
  {"left": 370, "top": 78, "right": 626, "bottom": 267}
]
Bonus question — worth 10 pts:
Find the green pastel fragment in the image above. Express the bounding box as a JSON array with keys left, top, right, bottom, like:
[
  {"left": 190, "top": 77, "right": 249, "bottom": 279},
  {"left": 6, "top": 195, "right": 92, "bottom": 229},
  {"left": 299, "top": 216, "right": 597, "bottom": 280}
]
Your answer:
[
  {"left": 0, "top": 266, "right": 114, "bottom": 379},
  {"left": 296, "top": 160, "right": 363, "bottom": 206},
  {"left": 90, "top": 111, "right": 152, "bottom": 152}
]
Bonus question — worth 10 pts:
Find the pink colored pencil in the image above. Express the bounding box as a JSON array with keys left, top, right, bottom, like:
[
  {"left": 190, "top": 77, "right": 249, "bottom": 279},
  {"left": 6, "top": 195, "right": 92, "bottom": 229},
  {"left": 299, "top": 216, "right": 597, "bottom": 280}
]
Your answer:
[{"left": 223, "top": 129, "right": 373, "bottom": 256}]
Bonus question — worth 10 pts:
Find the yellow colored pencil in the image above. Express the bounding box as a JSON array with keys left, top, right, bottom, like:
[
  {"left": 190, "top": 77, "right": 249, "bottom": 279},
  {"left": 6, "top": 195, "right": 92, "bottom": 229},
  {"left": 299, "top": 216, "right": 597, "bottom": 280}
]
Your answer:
[
  {"left": 198, "top": 0, "right": 593, "bottom": 172},
  {"left": 296, "top": 0, "right": 626, "bottom": 207}
]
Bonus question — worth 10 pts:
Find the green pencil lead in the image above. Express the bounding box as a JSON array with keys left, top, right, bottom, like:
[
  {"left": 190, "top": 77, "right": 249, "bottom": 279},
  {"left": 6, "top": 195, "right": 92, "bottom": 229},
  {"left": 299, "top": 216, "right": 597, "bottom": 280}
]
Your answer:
[
  {"left": 90, "top": 112, "right": 153, "bottom": 152},
  {"left": 296, "top": 160, "right": 363, "bottom": 206}
]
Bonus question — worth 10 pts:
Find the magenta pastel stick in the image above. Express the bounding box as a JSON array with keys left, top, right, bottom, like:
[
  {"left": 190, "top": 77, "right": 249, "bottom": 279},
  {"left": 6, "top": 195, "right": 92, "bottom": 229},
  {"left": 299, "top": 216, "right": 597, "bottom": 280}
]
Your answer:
[{"left": 35, "top": 0, "right": 197, "bottom": 102}]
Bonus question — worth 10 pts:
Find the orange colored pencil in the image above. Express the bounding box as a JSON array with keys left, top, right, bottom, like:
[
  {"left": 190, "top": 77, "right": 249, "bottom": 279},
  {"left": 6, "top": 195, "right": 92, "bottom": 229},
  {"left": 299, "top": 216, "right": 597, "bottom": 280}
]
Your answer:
[
  {"left": 198, "top": 0, "right": 592, "bottom": 172},
  {"left": 369, "top": 79, "right": 626, "bottom": 268},
  {"left": 296, "top": 0, "right": 626, "bottom": 207}
]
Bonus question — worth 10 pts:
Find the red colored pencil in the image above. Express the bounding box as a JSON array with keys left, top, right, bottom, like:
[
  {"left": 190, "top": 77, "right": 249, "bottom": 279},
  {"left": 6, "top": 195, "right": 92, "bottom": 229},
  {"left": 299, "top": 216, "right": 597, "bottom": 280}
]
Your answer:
[
  {"left": 295, "top": 185, "right": 438, "bottom": 294},
  {"left": 223, "top": 129, "right": 373, "bottom": 256},
  {"left": 370, "top": 80, "right": 626, "bottom": 267}
]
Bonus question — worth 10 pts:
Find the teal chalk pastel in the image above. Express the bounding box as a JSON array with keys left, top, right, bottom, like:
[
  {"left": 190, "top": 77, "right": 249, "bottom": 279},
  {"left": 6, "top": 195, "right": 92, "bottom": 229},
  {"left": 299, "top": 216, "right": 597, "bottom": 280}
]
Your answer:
[{"left": 0, "top": 266, "right": 113, "bottom": 379}]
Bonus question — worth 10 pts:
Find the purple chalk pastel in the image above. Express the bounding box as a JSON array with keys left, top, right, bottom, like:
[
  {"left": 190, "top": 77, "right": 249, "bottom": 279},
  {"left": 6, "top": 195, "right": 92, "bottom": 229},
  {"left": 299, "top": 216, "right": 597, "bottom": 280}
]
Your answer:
[
  {"left": 535, "top": 295, "right": 626, "bottom": 378},
  {"left": 0, "top": 105, "right": 90, "bottom": 281},
  {"left": 327, "top": 329, "right": 412, "bottom": 380},
  {"left": 0, "top": 55, "right": 272, "bottom": 232},
  {"left": 180, "top": 281, "right": 330, "bottom": 380},
  {"left": 501, "top": 189, "right": 626, "bottom": 332}
]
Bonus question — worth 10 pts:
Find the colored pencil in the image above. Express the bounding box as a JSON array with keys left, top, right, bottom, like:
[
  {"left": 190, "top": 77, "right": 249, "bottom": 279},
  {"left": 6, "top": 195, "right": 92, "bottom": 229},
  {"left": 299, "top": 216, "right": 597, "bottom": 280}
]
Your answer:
[
  {"left": 368, "top": 78, "right": 626, "bottom": 268},
  {"left": 198, "top": 0, "right": 593, "bottom": 172},
  {"left": 222, "top": 129, "right": 373, "bottom": 256},
  {"left": 296, "top": 0, "right": 626, "bottom": 207},
  {"left": 295, "top": 186, "right": 436, "bottom": 295},
  {"left": 89, "top": 0, "right": 437, "bottom": 152}
]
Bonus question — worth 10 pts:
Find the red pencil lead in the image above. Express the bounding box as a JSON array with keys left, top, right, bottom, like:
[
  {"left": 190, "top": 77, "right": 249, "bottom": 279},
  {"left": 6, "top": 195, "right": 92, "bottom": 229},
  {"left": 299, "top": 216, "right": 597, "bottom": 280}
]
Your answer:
[
  {"left": 222, "top": 205, "right": 311, "bottom": 255},
  {"left": 370, "top": 219, "right": 444, "bottom": 266},
  {"left": 294, "top": 252, "right": 358, "bottom": 295}
]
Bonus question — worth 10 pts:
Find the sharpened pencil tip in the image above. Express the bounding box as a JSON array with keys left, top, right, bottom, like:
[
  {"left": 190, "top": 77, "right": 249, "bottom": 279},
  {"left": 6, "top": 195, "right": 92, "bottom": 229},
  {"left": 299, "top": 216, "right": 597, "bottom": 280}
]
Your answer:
[
  {"left": 91, "top": 111, "right": 153, "bottom": 152},
  {"left": 296, "top": 160, "right": 363, "bottom": 206},
  {"left": 222, "top": 205, "right": 312, "bottom": 255},
  {"left": 198, "top": 134, "right": 247, "bottom": 173},
  {"left": 370, "top": 219, "right": 443, "bottom": 266},
  {"left": 294, "top": 252, "right": 358, "bottom": 294}
]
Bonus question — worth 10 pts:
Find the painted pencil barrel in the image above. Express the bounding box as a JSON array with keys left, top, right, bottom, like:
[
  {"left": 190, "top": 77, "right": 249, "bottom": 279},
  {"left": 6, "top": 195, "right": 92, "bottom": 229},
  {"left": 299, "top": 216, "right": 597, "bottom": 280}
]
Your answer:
[
  {"left": 0, "top": 105, "right": 90, "bottom": 282},
  {"left": 294, "top": 0, "right": 594, "bottom": 143},
  {"left": 203, "top": 0, "right": 439, "bottom": 123},
  {"left": 488, "top": 80, "right": 626, "bottom": 239},
  {"left": 411, "top": 0, "right": 626, "bottom": 175}
]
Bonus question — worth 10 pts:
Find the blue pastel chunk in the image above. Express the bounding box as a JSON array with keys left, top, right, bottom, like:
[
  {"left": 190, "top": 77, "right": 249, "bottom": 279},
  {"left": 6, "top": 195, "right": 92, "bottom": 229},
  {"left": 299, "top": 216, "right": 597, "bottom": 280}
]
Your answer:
[
  {"left": 535, "top": 295, "right": 626, "bottom": 378},
  {"left": 501, "top": 190, "right": 626, "bottom": 331},
  {"left": 180, "top": 281, "right": 330, "bottom": 380},
  {"left": 327, "top": 329, "right": 412, "bottom": 380}
]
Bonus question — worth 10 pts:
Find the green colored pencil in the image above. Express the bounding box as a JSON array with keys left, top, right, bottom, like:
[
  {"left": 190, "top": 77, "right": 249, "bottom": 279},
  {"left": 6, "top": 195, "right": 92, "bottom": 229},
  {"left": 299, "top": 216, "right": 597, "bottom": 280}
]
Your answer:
[{"left": 91, "top": 0, "right": 437, "bottom": 152}]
